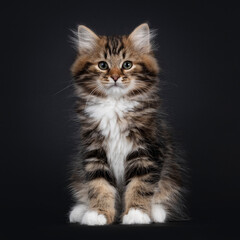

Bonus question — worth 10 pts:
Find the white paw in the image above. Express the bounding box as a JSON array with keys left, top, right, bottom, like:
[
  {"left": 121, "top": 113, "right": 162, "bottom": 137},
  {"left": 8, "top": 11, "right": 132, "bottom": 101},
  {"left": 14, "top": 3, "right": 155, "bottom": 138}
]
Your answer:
[
  {"left": 69, "top": 204, "right": 87, "bottom": 223},
  {"left": 151, "top": 204, "right": 167, "bottom": 223},
  {"left": 81, "top": 210, "right": 107, "bottom": 225},
  {"left": 122, "top": 208, "right": 151, "bottom": 224}
]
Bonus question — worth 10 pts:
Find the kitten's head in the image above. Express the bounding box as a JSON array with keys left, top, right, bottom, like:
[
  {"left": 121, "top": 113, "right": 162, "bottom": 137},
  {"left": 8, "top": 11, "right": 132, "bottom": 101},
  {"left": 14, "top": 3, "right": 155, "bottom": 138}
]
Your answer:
[{"left": 71, "top": 23, "right": 159, "bottom": 98}]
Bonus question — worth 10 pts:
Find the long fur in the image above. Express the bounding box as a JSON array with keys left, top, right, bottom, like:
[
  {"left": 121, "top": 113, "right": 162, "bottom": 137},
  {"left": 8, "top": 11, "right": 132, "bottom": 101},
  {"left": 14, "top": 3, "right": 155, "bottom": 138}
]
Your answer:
[{"left": 68, "top": 23, "right": 187, "bottom": 225}]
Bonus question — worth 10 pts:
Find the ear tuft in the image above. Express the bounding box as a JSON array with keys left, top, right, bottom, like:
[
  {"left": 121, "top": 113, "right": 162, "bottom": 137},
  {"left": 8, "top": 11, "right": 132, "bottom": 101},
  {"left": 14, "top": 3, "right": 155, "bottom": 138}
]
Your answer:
[
  {"left": 71, "top": 25, "right": 99, "bottom": 53},
  {"left": 129, "top": 23, "right": 155, "bottom": 53}
]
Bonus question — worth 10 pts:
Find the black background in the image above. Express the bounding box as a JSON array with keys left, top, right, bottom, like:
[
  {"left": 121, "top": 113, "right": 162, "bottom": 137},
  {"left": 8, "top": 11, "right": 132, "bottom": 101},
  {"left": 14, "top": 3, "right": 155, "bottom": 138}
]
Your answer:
[{"left": 1, "top": 0, "right": 240, "bottom": 239}]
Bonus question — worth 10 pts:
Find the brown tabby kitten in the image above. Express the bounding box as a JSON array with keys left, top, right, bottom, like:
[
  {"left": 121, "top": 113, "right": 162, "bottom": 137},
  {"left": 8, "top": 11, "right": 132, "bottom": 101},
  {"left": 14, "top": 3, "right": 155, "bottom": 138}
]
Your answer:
[{"left": 69, "top": 23, "right": 186, "bottom": 225}]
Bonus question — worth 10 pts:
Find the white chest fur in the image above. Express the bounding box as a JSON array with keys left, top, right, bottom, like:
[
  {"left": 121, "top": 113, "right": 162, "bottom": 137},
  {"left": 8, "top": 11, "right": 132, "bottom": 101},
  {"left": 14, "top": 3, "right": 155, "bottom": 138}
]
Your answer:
[{"left": 85, "top": 98, "right": 138, "bottom": 183}]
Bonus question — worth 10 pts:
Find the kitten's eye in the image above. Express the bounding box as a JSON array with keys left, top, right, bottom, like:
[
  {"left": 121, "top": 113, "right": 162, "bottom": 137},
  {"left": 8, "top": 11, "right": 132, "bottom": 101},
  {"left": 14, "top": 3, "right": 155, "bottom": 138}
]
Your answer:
[
  {"left": 98, "top": 61, "right": 109, "bottom": 70},
  {"left": 122, "top": 61, "right": 133, "bottom": 70}
]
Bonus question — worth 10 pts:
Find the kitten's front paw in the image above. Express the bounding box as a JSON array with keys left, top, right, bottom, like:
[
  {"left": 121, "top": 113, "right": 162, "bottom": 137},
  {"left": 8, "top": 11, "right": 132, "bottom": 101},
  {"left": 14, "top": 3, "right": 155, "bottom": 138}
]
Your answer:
[
  {"left": 69, "top": 204, "right": 87, "bottom": 223},
  {"left": 122, "top": 208, "right": 151, "bottom": 224},
  {"left": 81, "top": 210, "right": 107, "bottom": 225},
  {"left": 151, "top": 204, "right": 167, "bottom": 223}
]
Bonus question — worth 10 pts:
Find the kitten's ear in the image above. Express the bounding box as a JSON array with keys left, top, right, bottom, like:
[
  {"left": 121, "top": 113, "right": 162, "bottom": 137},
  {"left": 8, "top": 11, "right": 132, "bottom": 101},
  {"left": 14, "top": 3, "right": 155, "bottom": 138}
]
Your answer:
[
  {"left": 129, "top": 23, "right": 153, "bottom": 53},
  {"left": 76, "top": 25, "right": 99, "bottom": 53}
]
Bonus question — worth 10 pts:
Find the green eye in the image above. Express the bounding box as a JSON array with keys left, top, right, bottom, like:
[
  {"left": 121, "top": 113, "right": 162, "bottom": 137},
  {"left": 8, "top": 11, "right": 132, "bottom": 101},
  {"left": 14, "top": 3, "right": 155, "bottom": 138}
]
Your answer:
[
  {"left": 122, "top": 61, "right": 133, "bottom": 70},
  {"left": 98, "top": 61, "right": 109, "bottom": 70}
]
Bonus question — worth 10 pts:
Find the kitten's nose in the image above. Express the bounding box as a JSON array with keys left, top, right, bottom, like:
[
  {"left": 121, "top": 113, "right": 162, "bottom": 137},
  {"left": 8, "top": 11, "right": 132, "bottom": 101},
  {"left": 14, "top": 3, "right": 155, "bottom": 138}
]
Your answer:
[{"left": 111, "top": 74, "right": 120, "bottom": 82}]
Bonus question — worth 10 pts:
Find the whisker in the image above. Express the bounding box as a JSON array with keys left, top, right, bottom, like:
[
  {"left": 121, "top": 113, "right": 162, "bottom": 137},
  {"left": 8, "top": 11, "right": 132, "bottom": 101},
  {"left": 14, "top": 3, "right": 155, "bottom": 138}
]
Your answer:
[
  {"left": 84, "top": 85, "right": 103, "bottom": 111},
  {"left": 52, "top": 83, "right": 74, "bottom": 96}
]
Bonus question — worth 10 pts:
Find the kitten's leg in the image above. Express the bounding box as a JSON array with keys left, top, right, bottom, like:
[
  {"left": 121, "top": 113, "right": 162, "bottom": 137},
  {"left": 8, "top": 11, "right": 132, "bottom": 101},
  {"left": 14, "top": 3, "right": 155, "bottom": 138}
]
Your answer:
[
  {"left": 82, "top": 148, "right": 116, "bottom": 225},
  {"left": 122, "top": 178, "right": 153, "bottom": 224},
  {"left": 81, "top": 178, "right": 116, "bottom": 225},
  {"left": 69, "top": 179, "right": 116, "bottom": 225},
  {"left": 69, "top": 148, "right": 117, "bottom": 225},
  {"left": 122, "top": 151, "right": 160, "bottom": 224}
]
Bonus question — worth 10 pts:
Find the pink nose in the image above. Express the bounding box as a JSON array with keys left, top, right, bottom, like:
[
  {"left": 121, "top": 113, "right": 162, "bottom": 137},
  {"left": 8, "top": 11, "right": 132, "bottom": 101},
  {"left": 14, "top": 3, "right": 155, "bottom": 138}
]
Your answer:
[{"left": 112, "top": 74, "right": 120, "bottom": 81}]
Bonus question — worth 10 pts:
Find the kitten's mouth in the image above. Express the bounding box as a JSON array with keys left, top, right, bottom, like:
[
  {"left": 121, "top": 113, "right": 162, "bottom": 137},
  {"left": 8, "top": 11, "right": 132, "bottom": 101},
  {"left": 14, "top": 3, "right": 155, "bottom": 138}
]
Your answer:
[{"left": 108, "top": 83, "right": 123, "bottom": 89}]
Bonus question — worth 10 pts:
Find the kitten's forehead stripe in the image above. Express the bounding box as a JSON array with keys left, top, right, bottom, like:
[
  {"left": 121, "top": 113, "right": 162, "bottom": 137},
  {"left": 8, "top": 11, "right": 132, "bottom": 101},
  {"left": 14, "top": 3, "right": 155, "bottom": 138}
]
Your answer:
[
  {"left": 104, "top": 51, "right": 107, "bottom": 59},
  {"left": 105, "top": 36, "right": 124, "bottom": 56}
]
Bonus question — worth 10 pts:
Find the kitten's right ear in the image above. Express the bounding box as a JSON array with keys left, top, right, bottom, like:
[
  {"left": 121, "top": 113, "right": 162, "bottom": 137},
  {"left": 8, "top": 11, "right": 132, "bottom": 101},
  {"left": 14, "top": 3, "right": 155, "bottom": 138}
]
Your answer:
[
  {"left": 76, "top": 25, "right": 99, "bottom": 53},
  {"left": 129, "top": 23, "right": 152, "bottom": 53}
]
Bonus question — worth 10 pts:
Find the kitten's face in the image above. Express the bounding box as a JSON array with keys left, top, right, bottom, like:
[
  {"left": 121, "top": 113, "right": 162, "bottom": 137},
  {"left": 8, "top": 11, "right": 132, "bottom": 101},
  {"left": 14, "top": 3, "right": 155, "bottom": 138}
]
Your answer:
[{"left": 72, "top": 24, "right": 159, "bottom": 98}]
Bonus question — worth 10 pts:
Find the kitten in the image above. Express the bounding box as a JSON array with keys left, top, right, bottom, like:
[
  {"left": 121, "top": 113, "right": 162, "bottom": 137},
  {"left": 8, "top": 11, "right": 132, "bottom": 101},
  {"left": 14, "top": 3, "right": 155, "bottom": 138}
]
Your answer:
[{"left": 69, "top": 23, "right": 186, "bottom": 225}]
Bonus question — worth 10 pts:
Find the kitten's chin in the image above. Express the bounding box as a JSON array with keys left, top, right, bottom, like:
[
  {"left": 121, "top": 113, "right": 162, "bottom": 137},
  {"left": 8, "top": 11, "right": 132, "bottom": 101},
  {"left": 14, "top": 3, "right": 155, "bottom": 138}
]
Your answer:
[{"left": 105, "top": 86, "right": 128, "bottom": 98}]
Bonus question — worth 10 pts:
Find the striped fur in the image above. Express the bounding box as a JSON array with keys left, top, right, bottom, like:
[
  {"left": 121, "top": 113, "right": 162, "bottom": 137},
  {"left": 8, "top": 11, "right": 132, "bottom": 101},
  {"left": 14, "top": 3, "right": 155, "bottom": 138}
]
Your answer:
[{"left": 69, "top": 23, "right": 186, "bottom": 225}]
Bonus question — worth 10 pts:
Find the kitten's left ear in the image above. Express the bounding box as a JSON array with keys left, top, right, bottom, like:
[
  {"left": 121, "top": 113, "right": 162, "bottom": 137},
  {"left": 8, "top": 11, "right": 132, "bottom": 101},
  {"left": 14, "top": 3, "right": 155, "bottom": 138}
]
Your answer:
[
  {"left": 129, "top": 23, "right": 153, "bottom": 53},
  {"left": 76, "top": 25, "right": 99, "bottom": 53}
]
